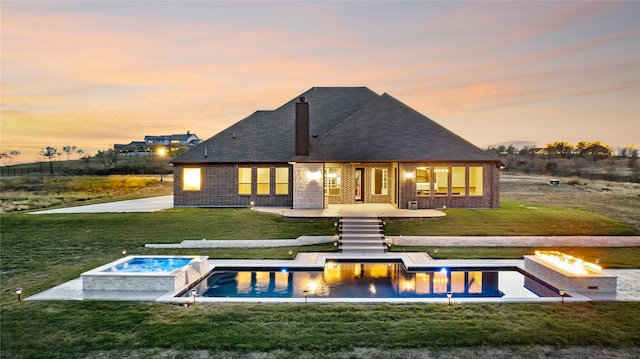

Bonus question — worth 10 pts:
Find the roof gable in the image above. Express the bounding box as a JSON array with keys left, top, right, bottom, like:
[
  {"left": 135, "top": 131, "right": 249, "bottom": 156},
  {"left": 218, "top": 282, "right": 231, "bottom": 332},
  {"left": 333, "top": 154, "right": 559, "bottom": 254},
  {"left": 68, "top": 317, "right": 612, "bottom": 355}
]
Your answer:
[{"left": 172, "top": 87, "right": 498, "bottom": 164}]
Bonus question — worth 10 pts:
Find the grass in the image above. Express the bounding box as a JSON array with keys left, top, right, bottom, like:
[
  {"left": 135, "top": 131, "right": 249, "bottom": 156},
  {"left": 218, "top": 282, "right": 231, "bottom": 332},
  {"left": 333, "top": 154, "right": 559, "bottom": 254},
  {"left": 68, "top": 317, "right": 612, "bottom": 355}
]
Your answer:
[
  {"left": 389, "top": 246, "right": 640, "bottom": 268},
  {"left": 384, "top": 198, "right": 636, "bottom": 236},
  {"left": 1, "top": 175, "right": 639, "bottom": 358},
  {"left": 0, "top": 175, "right": 173, "bottom": 213},
  {"left": 2, "top": 301, "right": 639, "bottom": 358}
]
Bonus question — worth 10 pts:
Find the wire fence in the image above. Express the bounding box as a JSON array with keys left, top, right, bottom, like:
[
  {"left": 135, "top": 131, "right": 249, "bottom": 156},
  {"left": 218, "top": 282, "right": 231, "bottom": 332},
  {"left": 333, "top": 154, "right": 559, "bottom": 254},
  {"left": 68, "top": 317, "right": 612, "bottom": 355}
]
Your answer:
[{"left": 0, "top": 166, "right": 174, "bottom": 177}]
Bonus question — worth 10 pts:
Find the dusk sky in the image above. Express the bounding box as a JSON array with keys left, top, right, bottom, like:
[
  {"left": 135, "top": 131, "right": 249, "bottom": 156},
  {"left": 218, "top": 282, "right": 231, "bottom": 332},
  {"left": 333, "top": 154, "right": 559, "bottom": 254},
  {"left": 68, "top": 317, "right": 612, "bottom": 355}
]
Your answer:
[{"left": 2, "top": 1, "right": 639, "bottom": 163}]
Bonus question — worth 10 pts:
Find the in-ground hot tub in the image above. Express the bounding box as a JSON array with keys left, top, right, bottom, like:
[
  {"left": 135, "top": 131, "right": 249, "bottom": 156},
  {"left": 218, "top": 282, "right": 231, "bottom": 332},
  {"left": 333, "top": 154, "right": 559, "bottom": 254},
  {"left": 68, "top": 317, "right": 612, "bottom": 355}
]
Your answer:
[{"left": 82, "top": 255, "right": 208, "bottom": 292}]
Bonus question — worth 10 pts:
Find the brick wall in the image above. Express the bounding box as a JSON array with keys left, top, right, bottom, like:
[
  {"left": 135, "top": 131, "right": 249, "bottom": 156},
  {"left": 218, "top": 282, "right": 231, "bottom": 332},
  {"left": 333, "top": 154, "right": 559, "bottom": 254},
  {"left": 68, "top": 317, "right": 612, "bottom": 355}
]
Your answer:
[
  {"left": 174, "top": 163, "right": 293, "bottom": 207},
  {"left": 398, "top": 162, "right": 500, "bottom": 209},
  {"left": 174, "top": 161, "right": 500, "bottom": 209}
]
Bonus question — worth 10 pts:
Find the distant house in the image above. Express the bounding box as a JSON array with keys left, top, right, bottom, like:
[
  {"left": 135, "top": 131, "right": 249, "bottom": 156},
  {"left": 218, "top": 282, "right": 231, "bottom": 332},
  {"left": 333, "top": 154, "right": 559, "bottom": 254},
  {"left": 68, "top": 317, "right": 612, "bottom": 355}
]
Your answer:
[
  {"left": 115, "top": 132, "right": 202, "bottom": 155},
  {"left": 171, "top": 87, "right": 503, "bottom": 209},
  {"left": 144, "top": 131, "right": 202, "bottom": 148}
]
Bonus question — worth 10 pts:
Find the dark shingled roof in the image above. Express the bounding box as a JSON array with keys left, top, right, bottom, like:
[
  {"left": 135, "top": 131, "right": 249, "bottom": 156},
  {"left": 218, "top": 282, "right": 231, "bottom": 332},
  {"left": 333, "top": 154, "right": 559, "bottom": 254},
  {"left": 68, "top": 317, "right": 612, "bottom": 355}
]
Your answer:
[{"left": 172, "top": 87, "right": 498, "bottom": 164}]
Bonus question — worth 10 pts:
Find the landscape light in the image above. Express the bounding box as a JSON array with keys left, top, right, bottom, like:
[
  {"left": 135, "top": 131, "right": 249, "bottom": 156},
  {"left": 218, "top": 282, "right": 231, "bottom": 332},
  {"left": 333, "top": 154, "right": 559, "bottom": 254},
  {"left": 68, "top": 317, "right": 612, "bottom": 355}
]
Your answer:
[
  {"left": 447, "top": 292, "right": 452, "bottom": 305},
  {"left": 15, "top": 287, "right": 22, "bottom": 303},
  {"left": 190, "top": 289, "right": 197, "bottom": 304},
  {"left": 559, "top": 289, "right": 566, "bottom": 304}
]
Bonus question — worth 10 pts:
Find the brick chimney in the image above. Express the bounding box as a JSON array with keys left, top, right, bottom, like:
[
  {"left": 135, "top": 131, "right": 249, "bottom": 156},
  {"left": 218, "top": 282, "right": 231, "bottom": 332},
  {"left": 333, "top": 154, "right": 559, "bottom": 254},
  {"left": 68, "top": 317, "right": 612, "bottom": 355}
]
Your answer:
[{"left": 295, "top": 96, "right": 309, "bottom": 156}]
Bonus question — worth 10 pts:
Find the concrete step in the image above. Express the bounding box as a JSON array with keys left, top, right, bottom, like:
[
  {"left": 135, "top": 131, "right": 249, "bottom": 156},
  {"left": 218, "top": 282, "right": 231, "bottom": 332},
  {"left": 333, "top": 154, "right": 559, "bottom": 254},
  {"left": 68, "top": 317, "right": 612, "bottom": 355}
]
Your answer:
[
  {"left": 340, "top": 246, "right": 386, "bottom": 253},
  {"left": 340, "top": 218, "right": 381, "bottom": 224},
  {"left": 339, "top": 216, "right": 386, "bottom": 253},
  {"left": 340, "top": 228, "right": 382, "bottom": 235}
]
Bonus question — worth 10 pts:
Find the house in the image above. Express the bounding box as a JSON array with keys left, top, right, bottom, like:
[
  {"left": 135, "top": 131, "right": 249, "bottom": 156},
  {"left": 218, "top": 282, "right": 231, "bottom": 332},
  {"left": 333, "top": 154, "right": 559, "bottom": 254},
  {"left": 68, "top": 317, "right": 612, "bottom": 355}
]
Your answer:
[
  {"left": 171, "top": 87, "right": 503, "bottom": 209},
  {"left": 144, "top": 131, "right": 202, "bottom": 149},
  {"left": 115, "top": 132, "right": 202, "bottom": 155}
]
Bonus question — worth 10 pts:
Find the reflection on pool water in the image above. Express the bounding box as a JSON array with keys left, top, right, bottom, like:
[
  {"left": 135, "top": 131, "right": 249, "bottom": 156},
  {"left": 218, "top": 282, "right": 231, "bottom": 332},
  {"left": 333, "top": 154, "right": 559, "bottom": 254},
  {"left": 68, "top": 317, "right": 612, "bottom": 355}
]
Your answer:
[
  {"left": 106, "top": 257, "right": 194, "bottom": 273},
  {"left": 197, "top": 262, "right": 561, "bottom": 299}
]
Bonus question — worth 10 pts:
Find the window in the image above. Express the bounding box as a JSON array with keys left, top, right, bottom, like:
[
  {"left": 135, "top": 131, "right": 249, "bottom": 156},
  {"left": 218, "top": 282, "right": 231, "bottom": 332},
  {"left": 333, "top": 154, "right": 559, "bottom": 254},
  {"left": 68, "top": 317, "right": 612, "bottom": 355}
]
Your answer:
[
  {"left": 469, "top": 166, "right": 483, "bottom": 196},
  {"left": 416, "top": 167, "right": 431, "bottom": 196},
  {"left": 183, "top": 168, "right": 201, "bottom": 191},
  {"left": 434, "top": 167, "right": 449, "bottom": 196},
  {"left": 371, "top": 168, "right": 388, "bottom": 195},
  {"left": 451, "top": 167, "right": 465, "bottom": 196},
  {"left": 257, "top": 168, "right": 270, "bottom": 195},
  {"left": 324, "top": 168, "right": 341, "bottom": 196},
  {"left": 275, "top": 167, "right": 289, "bottom": 195},
  {"left": 238, "top": 168, "right": 252, "bottom": 195}
]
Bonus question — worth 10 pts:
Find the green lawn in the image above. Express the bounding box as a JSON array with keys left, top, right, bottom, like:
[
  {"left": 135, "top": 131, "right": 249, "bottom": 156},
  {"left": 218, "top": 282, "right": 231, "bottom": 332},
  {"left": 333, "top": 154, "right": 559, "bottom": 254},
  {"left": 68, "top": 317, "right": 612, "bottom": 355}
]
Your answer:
[
  {"left": 390, "top": 246, "right": 640, "bottom": 268},
  {"left": 384, "top": 199, "right": 636, "bottom": 236},
  {"left": 1, "top": 199, "right": 639, "bottom": 358},
  {"left": 2, "top": 301, "right": 639, "bottom": 358}
]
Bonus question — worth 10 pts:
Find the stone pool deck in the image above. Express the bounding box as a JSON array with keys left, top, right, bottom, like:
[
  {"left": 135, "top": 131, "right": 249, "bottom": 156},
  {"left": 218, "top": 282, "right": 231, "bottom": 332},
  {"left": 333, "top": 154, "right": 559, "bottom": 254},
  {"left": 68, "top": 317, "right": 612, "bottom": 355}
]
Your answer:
[{"left": 27, "top": 252, "right": 640, "bottom": 304}]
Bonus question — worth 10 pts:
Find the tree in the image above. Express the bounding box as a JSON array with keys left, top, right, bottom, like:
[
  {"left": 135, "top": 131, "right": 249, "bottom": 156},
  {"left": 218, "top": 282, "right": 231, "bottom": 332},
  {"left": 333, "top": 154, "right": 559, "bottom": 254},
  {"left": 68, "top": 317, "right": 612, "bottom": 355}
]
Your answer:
[
  {"left": 62, "top": 145, "right": 77, "bottom": 160},
  {"left": 0, "top": 150, "right": 21, "bottom": 166},
  {"left": 579, "top": 141, "right": 612, "bottom": 160},
  {"left": 545, "top": 141, "right": 573, "bottom": 157},
  {"left": 39, "top": 146, "right": 58, "bottom": 175},
  {"left": 100, "top": 149, "right": 119, "bottom": 169}
]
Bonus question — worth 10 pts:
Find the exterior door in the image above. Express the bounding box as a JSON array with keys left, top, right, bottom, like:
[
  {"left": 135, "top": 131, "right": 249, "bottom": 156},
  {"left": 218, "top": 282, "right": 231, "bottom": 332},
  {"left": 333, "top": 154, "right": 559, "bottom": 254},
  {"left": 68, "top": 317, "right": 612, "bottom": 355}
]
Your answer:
[{"left": 355, "top": 168, "right": 364, "bottom": 202}]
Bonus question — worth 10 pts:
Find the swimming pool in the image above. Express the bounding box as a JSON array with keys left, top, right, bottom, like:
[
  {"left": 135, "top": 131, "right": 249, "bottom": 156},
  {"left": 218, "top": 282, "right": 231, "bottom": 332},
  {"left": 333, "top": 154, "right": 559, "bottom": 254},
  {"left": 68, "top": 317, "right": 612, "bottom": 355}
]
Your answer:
[
  {"left": 82, "top": 255, "right": 209, "bottom": 292},
  {"left": 106, "top": 257, "right": 195, "bottom": 273},
  {"left": 193, "top": 262, "right": 561, "bottom": 299}
]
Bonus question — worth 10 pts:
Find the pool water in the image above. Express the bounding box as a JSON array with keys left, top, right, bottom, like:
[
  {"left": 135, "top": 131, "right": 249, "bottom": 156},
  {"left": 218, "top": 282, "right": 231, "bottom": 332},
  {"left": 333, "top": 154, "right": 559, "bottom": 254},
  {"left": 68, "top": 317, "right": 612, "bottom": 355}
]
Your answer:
[
  {"left": 197, "top": 262, "right": 561, "bottom": 299},
  {"left": 107, "top": 257, "right": 193, "bottom": 273}
]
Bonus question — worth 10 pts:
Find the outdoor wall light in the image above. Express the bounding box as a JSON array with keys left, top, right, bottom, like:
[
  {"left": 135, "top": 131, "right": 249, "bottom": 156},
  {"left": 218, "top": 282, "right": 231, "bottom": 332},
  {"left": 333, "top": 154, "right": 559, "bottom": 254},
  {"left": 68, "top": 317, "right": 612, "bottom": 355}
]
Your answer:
[
  {"left": 306, "top": 170, "right": 322, "bottom": 182},
  {"left": 404, "top": 172, "right": 414, "bottom": 180},
  {"left": 446, "top": 291, "right": 452, "bottom": 305},
  {"left": 15, "top": 287, "right": 23, "bottom": 302}
]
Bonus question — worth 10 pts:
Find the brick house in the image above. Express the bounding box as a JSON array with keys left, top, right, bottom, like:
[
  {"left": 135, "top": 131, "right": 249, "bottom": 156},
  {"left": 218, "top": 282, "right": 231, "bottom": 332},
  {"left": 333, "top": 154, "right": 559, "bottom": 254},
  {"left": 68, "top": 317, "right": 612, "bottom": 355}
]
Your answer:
[{"left": 171, "top": 87, "right": 503, "bottom": 209}]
